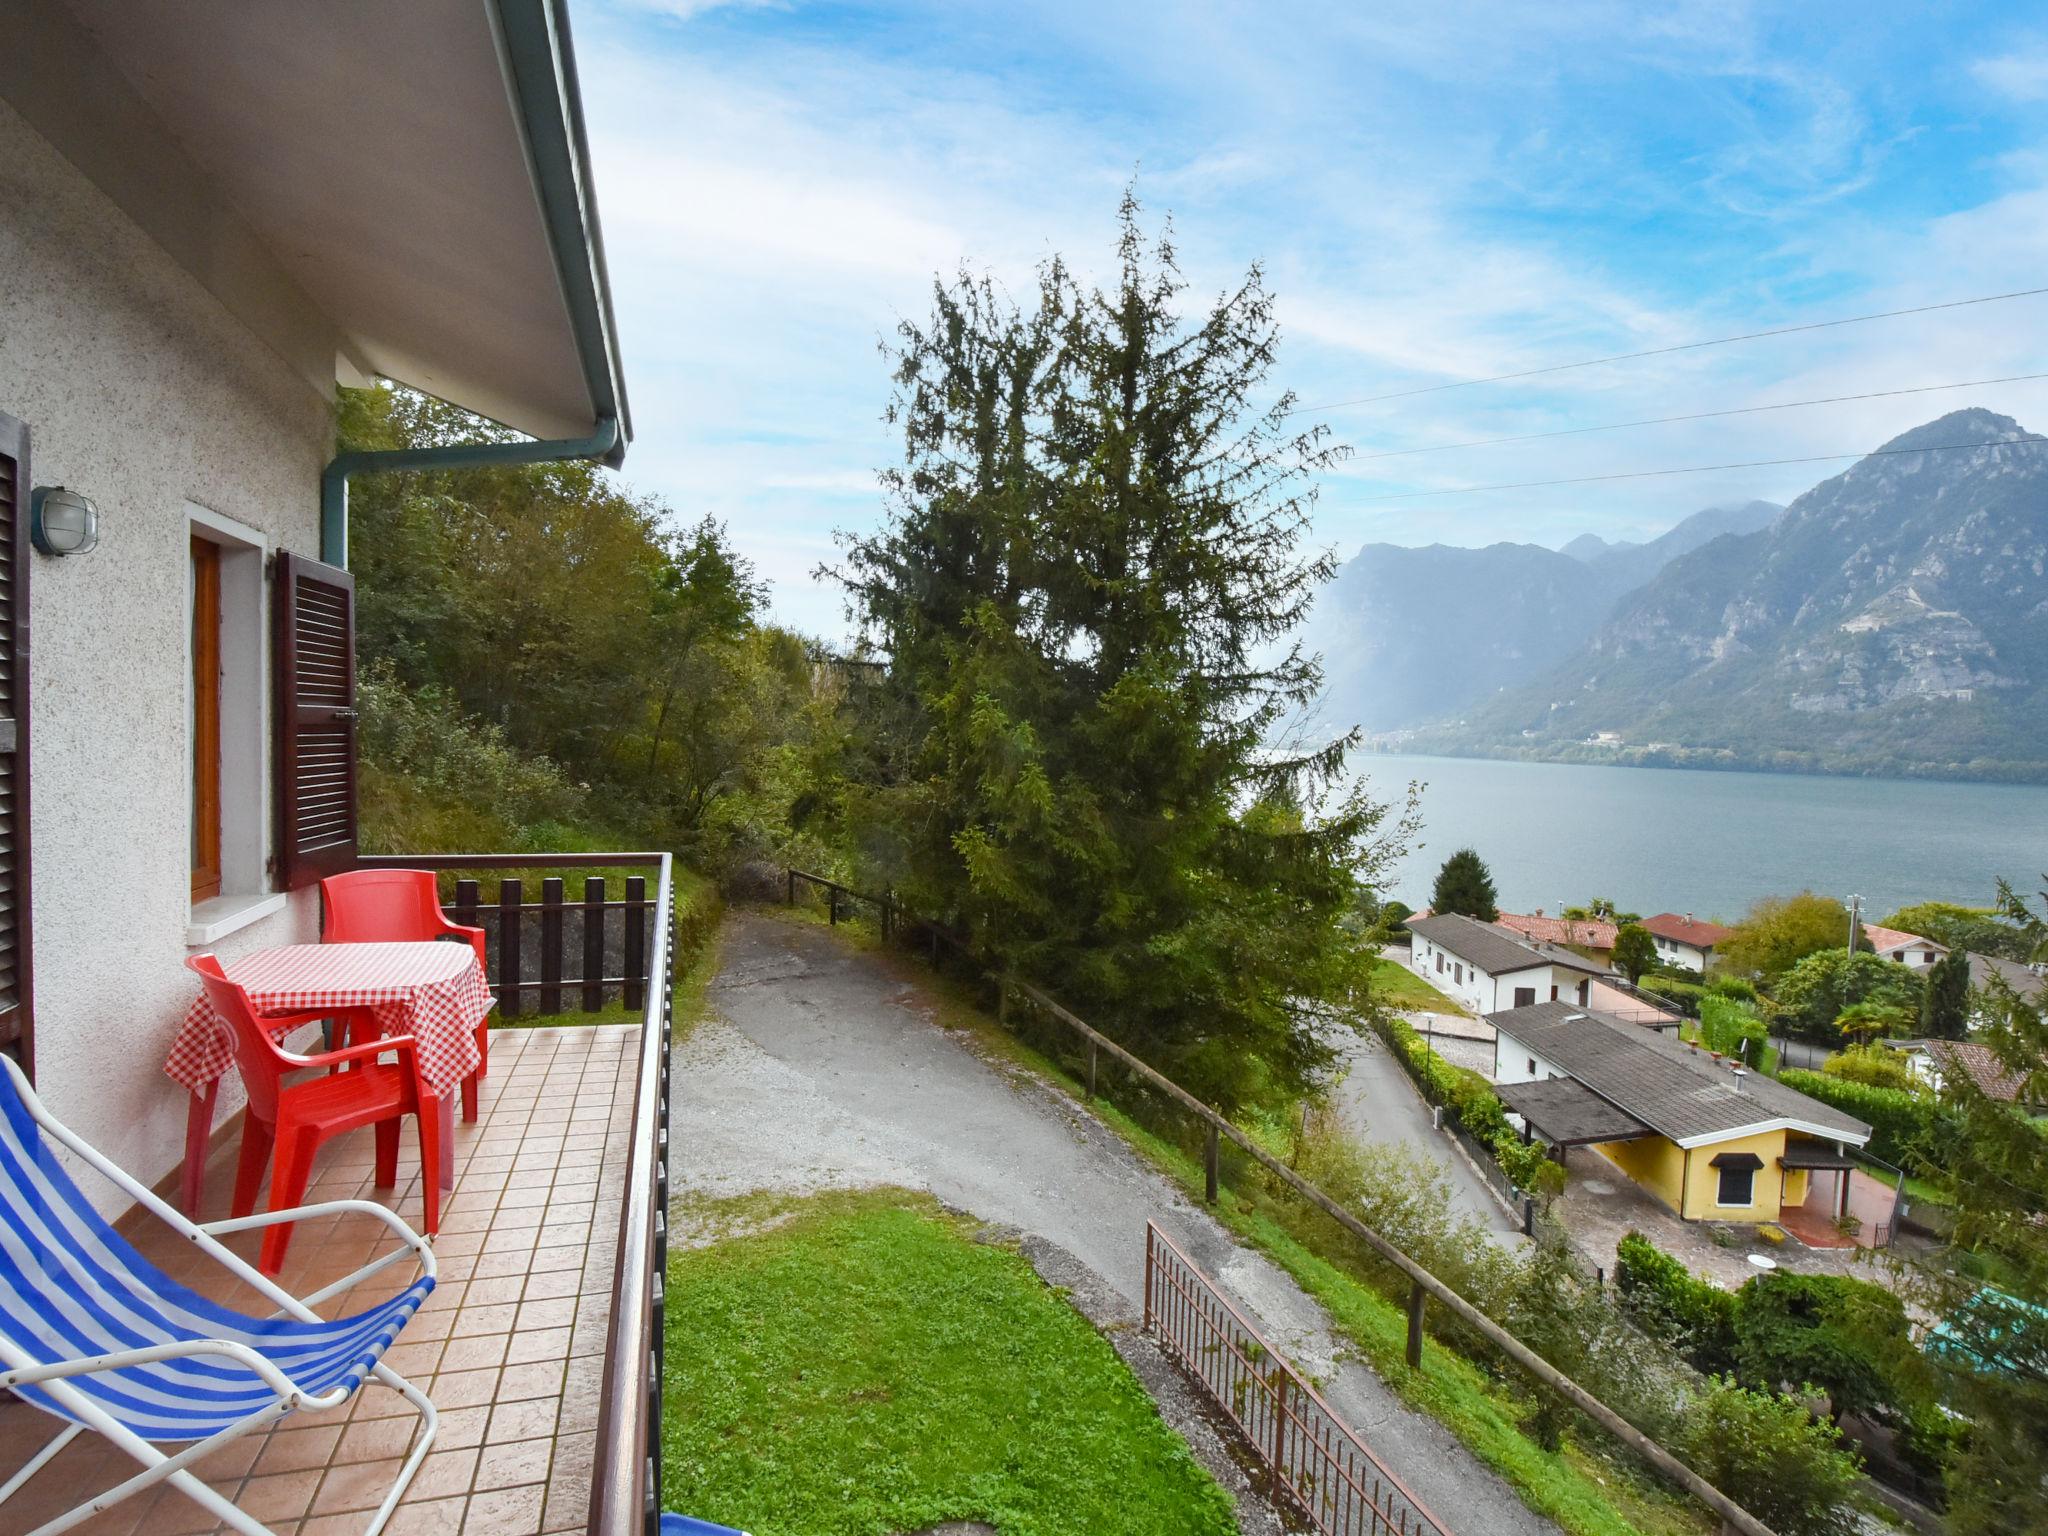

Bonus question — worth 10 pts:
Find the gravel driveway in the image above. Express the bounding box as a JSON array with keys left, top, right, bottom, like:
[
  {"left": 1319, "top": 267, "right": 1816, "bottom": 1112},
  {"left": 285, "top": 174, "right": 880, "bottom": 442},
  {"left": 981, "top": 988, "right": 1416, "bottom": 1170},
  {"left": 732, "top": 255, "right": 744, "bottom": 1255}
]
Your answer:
[{"left": 677, "top": 910, "right": 1564, "bottom": 1536}]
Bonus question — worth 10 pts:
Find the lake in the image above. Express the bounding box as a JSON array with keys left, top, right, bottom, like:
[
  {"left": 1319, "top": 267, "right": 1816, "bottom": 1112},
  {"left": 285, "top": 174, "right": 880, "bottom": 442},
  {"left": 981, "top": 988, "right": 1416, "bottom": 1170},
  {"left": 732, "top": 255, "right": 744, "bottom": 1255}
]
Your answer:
[{"left": 1354, "top": 754, "right": 2048, "bottom": 921}]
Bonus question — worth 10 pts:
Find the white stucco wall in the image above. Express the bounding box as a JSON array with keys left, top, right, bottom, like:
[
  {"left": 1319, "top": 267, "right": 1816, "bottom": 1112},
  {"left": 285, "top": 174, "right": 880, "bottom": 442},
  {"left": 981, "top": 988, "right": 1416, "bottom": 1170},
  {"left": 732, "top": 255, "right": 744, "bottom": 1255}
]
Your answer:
[
  {"left": 0, "top": 95, "right": 334, "bottom": 1202},
  {"left": 1651, "top": 934, "right": 1709, "bottom": 971},
  {"left": 1410, "top": 935, "right": 1587, "bottom": 1014},
  {"left": 1491, "top": 1029, "right": 1569, "bottom": 1086}
]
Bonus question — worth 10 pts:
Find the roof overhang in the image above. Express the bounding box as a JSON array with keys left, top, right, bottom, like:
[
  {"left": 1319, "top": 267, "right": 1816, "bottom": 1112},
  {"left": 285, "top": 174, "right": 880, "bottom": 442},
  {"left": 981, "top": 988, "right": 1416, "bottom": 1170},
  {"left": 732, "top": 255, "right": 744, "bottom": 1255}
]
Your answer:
[
  {"left": 1671, "top": 1119, "right": 1870, "bottom": 1152},
  {"left": 44, "top": 0, "right": 629, "bottom": 457},
  {"left": 1496, "top": 1078, "right": 1655, "bottom": 1148}
]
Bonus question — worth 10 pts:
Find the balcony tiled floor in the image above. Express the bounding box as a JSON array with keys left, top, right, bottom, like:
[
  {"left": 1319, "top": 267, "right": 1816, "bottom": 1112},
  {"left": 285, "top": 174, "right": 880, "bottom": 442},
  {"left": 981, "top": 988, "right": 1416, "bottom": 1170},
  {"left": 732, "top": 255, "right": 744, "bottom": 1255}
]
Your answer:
[{"left": 0, "top": 1025, "right": 638, "bottom": 1535}]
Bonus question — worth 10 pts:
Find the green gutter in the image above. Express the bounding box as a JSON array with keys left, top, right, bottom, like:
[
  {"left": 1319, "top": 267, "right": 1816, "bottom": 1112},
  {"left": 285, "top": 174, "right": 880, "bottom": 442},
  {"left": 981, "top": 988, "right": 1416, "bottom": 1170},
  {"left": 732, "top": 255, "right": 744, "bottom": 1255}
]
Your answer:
[
  {"left": 320, "top": 0, "right": 629, "bottom": 567},
  {"left": 320, "top": 415, "right": 619, "bottom": 567}
]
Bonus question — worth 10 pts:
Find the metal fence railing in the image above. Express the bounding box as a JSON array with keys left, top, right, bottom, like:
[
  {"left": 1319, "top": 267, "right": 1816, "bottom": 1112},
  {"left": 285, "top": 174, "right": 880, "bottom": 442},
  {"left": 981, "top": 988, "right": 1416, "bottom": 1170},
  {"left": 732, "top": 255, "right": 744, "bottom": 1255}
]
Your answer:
[{"left": 1145, "top": 1221, "right": 1452, "bottom": 1536}]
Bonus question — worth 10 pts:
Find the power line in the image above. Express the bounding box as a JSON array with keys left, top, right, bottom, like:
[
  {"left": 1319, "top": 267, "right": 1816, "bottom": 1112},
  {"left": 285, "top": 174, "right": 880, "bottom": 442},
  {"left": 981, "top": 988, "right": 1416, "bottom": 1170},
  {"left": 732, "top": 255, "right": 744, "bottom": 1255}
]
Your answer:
[
  {"left": 1354, "top": 372, "right": 2048, "bottom": 460},
  {"left": 1293, "top": 286, "right": 2048, "bottom": 414},
  {"left": 1349, "top": 433, "right": 2047, "bottom": 503}
]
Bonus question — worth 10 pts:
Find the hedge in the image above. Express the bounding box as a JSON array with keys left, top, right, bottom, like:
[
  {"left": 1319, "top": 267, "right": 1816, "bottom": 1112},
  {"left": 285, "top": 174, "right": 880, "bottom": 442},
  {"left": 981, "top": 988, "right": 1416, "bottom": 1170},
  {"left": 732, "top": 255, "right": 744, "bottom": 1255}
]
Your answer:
[
  {"left": 1614, "top": 1230, "right": 1738, "bottom": 1375},
  {"left": 1375, "top": 1015, "right": 1559, "bottom": 1196},
  {"left": 1776, "top": 1069, "right": 1929, "bottom": 1165}
]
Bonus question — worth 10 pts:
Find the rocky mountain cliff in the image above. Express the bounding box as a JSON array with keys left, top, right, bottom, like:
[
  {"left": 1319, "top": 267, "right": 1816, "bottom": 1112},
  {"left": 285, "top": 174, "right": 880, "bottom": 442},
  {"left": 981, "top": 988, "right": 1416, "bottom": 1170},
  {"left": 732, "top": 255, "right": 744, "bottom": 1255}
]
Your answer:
[
  {"left": 1306, "top": 501, "right": 1780, "bottom": 731},
  {"left": 1422, "top": 409, "right": 2048, "bottom": 779}
]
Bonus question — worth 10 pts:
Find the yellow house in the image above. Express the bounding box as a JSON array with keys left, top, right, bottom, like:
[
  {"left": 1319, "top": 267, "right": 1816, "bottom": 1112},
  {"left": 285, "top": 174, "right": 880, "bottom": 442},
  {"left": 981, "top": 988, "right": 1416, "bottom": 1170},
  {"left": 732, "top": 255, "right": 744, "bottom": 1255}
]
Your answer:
[{"left": 1489, "top": 1001, "right": 1872, "bottom": 1224}]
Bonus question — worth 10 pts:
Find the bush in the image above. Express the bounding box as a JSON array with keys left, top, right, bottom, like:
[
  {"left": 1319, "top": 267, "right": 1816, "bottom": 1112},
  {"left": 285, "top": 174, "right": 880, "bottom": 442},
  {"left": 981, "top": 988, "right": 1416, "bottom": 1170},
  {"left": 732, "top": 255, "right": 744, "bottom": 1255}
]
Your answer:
[
  {"left": 1775, "top": 949, "right": 1926, "bottom": 1041},
  {"left": 1732, "top": 1271, "right": 1927, "bottom": 1425},
  {"left": 1820, "top": 1042, "right": 1926, "bottom": 1095},
  {"left": 1673, "top": 1378, "right": 1863, "bottom": 1536},
  {"left": 359, "top": 660, "right": 591, "bottom": 850},
  {"left": 1698, "top": 995, "right": 1770, "bottom": 1068},
  {"left": 1614, "top": 1231, "right": 1738, "bottom": 1375},
  {"left": 1777, "top": 1069, "right": 1932, "bottom": 1165},
  {"left": 1374, "top": 1016, "right": 1563, "bottom": 1198},
  {"left": 1709, "top": 974, "right": 1759, "bottom": 1004}
]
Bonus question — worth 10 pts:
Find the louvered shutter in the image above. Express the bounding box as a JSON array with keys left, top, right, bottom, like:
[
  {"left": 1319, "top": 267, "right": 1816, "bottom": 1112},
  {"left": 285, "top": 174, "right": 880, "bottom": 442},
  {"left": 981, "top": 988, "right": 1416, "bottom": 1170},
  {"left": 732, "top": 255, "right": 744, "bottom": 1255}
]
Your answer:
[
  {"left": 273, "top": 550, "right": 357, "bottom": 888},
  {"left": 0, "top": 413, "right": 32, "bottom": 1076}
]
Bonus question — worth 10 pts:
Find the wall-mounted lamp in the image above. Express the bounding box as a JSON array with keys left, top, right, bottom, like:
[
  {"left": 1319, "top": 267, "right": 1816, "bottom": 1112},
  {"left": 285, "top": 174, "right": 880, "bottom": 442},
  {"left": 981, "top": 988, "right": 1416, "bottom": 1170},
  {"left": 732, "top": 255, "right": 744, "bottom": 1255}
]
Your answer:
[{"left": 29, "top": 486, "right": 99, "bottom": 556}]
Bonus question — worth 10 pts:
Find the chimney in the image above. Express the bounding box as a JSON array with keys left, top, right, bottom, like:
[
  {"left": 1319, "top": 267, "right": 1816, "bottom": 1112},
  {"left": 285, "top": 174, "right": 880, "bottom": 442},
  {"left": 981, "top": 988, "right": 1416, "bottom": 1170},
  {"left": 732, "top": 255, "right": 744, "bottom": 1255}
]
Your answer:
[
  {"left": 1684, "top": 911, "right": 1694, "bottom": 924},
  {"left": 1732, "top": 1067, "right": 1747, "bottom": 1094}
]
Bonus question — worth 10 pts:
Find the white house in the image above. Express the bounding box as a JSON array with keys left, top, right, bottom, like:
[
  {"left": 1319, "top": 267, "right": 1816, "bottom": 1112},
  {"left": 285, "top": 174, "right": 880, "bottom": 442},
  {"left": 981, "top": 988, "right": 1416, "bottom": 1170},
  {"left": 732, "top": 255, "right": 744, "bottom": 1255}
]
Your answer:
[
  {"left": 1860, "top": 923, "right": 1948, "bottom": 971},
  {"left": 1406, "top": 912, "right": 1603, "bottom": 1015},
  {"left": 1639, "top": 912, "right": 1733, "bottom": 973},
  {"left": 0, "top": 0, "right": 629, "bottom": 1207}
]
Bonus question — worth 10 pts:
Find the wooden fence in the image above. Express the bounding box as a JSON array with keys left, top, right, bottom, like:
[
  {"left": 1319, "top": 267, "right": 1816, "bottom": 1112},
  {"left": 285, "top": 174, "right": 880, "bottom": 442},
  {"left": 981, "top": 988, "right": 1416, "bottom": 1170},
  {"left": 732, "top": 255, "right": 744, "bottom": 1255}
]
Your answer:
[{"left": 359, "top": 855, "right": 659, "bottom": 1018}]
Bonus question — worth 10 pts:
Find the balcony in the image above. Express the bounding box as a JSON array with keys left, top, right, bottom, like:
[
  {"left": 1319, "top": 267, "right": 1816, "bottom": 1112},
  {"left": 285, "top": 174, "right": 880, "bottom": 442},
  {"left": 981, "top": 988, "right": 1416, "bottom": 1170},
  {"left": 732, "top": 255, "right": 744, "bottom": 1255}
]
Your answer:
[{"left": 0, "top": 853, "right": 676, "bottom": 1536}]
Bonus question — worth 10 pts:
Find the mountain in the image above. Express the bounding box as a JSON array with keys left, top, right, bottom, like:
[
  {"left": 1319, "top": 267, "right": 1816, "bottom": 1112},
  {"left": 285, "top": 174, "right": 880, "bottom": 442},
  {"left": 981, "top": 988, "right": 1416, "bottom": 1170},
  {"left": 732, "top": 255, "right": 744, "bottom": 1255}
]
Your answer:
[
  {"left": 1561, "top": 532, "right": 1634, "bottom": 561},
  {"left": 1423, "top": 410, "right": 2048, "bottom": 780},
  {"left": 1581, "top": 499, "right": 1782, "bottom": 593},
  {"left": 1307, "top": 501, "right": 1781, "bottom": 732}
]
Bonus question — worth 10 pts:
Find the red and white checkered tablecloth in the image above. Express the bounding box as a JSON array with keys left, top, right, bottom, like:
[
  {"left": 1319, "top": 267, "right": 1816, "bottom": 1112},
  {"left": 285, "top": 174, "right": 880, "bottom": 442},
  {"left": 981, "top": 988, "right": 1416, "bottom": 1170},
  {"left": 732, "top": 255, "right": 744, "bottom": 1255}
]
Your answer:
[{"left": 166, "top": 941, "right": 492, "bottom": 1099}]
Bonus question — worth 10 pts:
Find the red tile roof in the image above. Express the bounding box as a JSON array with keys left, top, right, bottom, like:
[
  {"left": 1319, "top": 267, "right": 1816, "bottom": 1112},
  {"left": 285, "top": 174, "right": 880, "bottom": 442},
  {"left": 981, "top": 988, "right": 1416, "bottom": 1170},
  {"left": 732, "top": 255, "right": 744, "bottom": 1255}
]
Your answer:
[
  {"left": 1924, "top": 1039, "right": 2028, "bottom": 1103},
  {"left": 1640, "top": 912, "right": 1733, "bottom": 947},
  {"left": 1859, "top": 923, "right": 1948, "bottom": 958},
  {"left": 1498, "top": 912, "right": 1620, "bottom": 950}
]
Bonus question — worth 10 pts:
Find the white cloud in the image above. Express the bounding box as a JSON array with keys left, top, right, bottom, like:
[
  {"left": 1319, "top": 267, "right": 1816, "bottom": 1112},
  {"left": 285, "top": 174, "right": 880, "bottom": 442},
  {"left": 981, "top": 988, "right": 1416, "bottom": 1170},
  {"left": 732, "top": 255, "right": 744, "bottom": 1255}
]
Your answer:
[{"left": 1974, "top": 40, "right": 2048, "bottom": 101}]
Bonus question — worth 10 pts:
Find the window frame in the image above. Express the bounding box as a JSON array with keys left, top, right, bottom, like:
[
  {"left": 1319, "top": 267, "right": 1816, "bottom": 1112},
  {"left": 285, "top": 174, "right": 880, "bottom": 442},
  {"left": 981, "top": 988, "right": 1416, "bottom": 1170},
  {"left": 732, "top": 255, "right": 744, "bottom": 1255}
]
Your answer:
[
  {"left": 190, "top": 534, "right": 223, "bottom": 902},
  {"left": 1716, "top": 1163, "right": 1756, "bottom": 1208}
]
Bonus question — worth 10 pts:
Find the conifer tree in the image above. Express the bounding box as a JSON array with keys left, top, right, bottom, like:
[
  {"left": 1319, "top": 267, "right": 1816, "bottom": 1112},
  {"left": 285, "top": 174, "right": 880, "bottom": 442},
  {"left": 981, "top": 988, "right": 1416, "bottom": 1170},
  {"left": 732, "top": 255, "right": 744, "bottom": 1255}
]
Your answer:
[
  {"left": 836, "top": 192, "right": 1410, "bottom": 1111},
  {"left": 1919, "top": 947, "right": 1971, "bottom": 1040},
  {"left": 1430, "top": 848, "right": 1499, "bottom": 922}
]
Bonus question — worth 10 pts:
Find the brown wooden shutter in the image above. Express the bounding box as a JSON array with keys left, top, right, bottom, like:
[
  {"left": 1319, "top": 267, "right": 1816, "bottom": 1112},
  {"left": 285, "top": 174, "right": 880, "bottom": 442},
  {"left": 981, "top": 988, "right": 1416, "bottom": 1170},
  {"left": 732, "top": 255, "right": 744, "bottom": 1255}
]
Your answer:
[
  {"left": 0, "top": 413, "right": 31, "bottom": 1075},
  {"left": 274, "top": 550, "right": 357, "bottom": 888}
]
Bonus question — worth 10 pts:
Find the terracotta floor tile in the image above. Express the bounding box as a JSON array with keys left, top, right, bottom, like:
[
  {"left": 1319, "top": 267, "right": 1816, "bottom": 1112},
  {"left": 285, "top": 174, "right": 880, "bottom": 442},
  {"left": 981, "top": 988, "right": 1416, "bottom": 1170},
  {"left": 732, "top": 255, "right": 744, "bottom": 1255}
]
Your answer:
[
  {"left": 472, "top": 1435, "right": 553, "bottom": 1493},
  {"left": 462, "top": 1482, "right": 545, "bottom": 1535},
  {"left": 310, "top": 1455, "right": 408, "bottom": 1515},
  {"left": 451, "top": 1301, "right": 521, "bottom": 1337},
  {"left": 439, "top": 1334, "right": 511, "bottom": 1374},
  {"left": 236, "top": 1467, "right": 323, "bottom": 1524},
  {"left": 384, "top": 1493, "right": 468, "bottom": 1534}
]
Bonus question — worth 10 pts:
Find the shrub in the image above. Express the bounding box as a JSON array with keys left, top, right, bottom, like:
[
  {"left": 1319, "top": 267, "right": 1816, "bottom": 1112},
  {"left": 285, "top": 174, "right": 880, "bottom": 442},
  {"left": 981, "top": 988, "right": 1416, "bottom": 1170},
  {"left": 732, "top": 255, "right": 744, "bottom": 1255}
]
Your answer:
[
  {"left": 1614, "top": 1231, "right": 1738, "bottom": 1375},
  {"left": 1819, "top": 1042, "right": 1926, "bottom": 1096},
  {"left": 1709, "top": 974, "right": 1759, "bottom": 1004},
  {"left": 1732, "top": 1271, "right": 1925, "bottom": 1424},
  {"left": 1777, "top": 1069, "right": 1933, "bottom": 1166},
  {"left": 1373, "top": 1016, "right": 1562, "bottom": 1198},
  {"left": 1775, "top": 949, "right": 1926, "bottom": 1041},
  {"left": 1698, "top": 994, "right": 1770, "bottom": 1068},
  {"left": 1673, "top": 1377, "right": 1863, "bottom": 1536}
]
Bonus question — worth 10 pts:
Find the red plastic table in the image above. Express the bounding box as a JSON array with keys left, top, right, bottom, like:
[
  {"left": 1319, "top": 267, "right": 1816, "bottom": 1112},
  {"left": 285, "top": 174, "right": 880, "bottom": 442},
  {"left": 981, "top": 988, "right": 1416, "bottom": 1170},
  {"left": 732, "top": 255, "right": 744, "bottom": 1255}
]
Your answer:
[{"left": 166, "top": 941, "right": 493, "bottom": 1215}]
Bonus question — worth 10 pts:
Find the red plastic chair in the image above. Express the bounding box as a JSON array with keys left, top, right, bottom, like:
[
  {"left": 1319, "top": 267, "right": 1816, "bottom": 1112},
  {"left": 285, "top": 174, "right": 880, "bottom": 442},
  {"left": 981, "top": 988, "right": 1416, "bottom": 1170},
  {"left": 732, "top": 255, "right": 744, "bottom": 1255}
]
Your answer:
[
  {"left": 186, "top": 955, "right": 441, "bottom": 1274},
  {"left": 320, "top": 868, "right": 492, "bottom": 1121}
]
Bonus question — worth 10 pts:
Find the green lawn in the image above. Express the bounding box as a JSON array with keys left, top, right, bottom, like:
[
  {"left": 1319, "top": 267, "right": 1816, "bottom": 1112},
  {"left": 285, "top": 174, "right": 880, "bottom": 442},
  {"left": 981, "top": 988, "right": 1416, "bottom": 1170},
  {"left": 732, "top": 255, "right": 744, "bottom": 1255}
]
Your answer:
[
  {"left": 1370, "top": 955, "right": 1470, "bottom": 1015},
  {"left": 661, "top": 1189, "right": 1239, "bottom": 1536}
]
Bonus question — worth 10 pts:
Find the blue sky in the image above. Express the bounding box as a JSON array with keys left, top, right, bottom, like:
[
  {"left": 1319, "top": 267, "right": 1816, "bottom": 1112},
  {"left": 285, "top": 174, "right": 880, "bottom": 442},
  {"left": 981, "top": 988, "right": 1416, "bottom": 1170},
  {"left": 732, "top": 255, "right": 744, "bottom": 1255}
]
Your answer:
[{"left": 575, "top": 0, "right": 2048, "bottom": 635}]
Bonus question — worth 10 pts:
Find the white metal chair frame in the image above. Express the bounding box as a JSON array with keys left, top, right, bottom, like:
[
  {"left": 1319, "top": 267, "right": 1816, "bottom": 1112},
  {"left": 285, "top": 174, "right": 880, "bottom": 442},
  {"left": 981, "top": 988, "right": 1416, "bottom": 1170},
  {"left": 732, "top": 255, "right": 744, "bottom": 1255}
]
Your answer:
[{"left": 0, "top": 1056, "right": 438, "bottom": 1536}]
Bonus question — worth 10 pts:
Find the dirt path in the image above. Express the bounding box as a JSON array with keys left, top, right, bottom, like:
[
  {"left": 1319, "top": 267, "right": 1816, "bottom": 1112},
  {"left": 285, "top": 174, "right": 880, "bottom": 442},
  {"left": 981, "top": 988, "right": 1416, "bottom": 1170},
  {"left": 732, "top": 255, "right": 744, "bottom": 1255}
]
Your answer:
[{"left": 677, "top": 910, "right": 1564, "bottom": 1536}]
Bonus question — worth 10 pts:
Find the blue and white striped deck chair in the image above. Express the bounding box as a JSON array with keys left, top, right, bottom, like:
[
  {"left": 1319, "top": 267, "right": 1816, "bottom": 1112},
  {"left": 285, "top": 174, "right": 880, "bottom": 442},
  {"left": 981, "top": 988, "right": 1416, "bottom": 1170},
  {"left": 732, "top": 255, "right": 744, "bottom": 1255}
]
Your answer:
[{"left": 0, "top": 1054, "right": 438, "bottom": 1535}]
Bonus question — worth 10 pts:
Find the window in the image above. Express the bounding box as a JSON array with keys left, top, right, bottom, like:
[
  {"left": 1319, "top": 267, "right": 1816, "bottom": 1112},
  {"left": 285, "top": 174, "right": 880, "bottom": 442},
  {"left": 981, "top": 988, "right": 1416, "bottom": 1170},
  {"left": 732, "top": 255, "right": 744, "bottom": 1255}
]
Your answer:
[
  {"left": 1454, "top": 963, "right": 1463, "bottom": 985},
  {"left": 1513, "top": 986, "right": 1535, "bottom": 1007},
  {"left": 1435, "top": 953, "right": 1443, "bottom": 974},
  {"left": 187, "top": 508, "right": 281, "bottom": 934},
  {"left": 1526, "top": 1057, "right": 1536, "bottom": 1076},
  {"left": 0, "top": 411, "right": 32, "bottom": 1076},
  {"left": 190, "top": 536, "right": 222, "bottom": 900},
  {"left": 1717, "top": 1164, "right": 1755, "bottom": 1207}
]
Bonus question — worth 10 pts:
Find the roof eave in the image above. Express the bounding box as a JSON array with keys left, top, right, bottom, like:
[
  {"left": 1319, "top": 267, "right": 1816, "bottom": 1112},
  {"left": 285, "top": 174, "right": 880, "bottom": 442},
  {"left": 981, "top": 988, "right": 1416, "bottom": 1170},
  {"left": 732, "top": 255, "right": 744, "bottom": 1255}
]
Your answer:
[
  {"left": 492, "top": 0, "right": 632, "bottom": 465},
  {"left": 1671, "top": 1119, "right": 1872, "bottom": 1151}
]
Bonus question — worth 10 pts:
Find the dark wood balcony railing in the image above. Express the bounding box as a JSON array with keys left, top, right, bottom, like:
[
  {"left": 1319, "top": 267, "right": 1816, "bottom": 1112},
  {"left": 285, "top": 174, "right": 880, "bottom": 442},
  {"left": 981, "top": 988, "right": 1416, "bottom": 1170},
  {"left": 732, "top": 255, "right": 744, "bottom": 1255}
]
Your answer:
[{"left": 358, "top": 852, "right": 675, "bottom": 1536}]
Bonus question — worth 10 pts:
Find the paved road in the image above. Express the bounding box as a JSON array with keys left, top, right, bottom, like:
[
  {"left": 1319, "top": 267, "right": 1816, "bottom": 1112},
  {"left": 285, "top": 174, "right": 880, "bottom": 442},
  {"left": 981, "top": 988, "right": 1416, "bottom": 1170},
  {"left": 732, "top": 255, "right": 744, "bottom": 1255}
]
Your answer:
[
  {"left": 1329, "top": 1026, "right": 1522, "bottom": 1241},
  {"left": 679, "top": 911, "right": 1562, "bottom": 1536}
]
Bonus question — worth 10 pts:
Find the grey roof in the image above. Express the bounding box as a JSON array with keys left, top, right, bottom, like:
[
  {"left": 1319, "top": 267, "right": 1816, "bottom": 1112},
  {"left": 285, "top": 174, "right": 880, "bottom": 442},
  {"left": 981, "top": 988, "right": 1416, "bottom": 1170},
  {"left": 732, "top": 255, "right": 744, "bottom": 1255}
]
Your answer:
[
  {"left": 1496, "top": 1078, "right": 1653, "bottom": 1146},
  {"left": 1967, "top": 952, "right": 2048, "bottom": 1004},
  {"left": 1486, "top": 1001, "right": 1872, "bottom": 1147},
  {"left": 1407, "top": 913, "right": 1603, "bottom": 979}
]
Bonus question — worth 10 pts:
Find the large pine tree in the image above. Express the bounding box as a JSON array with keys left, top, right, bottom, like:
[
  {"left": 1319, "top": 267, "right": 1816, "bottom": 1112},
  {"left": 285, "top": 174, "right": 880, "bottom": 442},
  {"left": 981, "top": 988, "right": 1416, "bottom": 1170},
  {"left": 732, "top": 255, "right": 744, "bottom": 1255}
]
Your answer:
[
  {"left": 837, "top": 194, "right": 1408, "bottom": 1111},
  {"left": 1430, "top": 848, "right": 1500, "bottom": 922}
]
